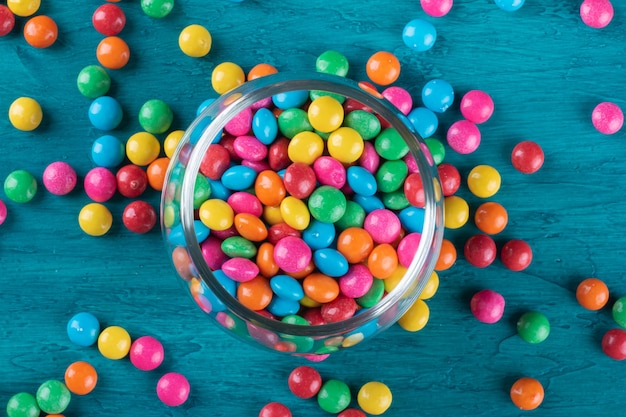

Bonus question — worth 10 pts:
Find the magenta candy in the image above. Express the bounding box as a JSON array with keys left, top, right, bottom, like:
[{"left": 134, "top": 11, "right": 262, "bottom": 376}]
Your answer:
[
  {"left": 592, "top": 101, "right": 623, "bottom": 134},
  {"left": 382, "top": 86, "right": 413, "bottom": 115},
  {"left": 211, "top": 225, "right": 238, "bottom": 240},
  {"left": 403, "top": 152, "right": 418, "bottom": 173},
  {"left": 580, "top": 0, "right": 614, "bottom": 29},
  {"left": 227, "top": 192, "right": 263, "bottom": 216},
  {"left": 221, "top": 257, "right": 260, "bottom": 282},
  {"left": 397, "top": 232, "right": 422, "bottom": 267},
  {"left": 470, "top": 289, "right": 505, "bottom": 324},
  {"left": 460, "top": 90, "right": 494, "bottom": 124},
  {"left": 273, "top": 236, "right": 312, "bottom": 273},
  {"left": 130, "top": 335, "right": 165, "bottom": 371},
  {"left": 242, "top": 159, "right": 271, "bottom": 173},
  {"left": 156, "top": 372, "right": 190, "bottom": 407},
  {"left": 303, "top": 353, "right": 330, "bottom": 362},
  {"left": 363, "top": 209, "right": 402, "bottom": 244},
  {"left": 201, "top": 236, "right": 229, "bottom": 270},
  {"left": 420, "top": 0, "right": 453, "bottom": 17},
  {"left": 224, "top": 107, "right": 253, "bottom": 136},
  {"left": 0, "top": 199, "right": 6, "bottom": 226},
  {"left": 420, "top": 141, "right": 434, "bottom": 166},
  {"left": 252, "top": 97, "right": 273, "bottom": 110},
  {"left": 84, "top": 167, "right": 117, "bottom": 202},
  {"left": 357, "top": 141, "right": 380, "bottom": 174},
  {"left": 313, "top": 156, "right": 346, "bottom": 189},
  {"left": 321, "top": 295, "right": 357, "bottom": 323},
  {"left": 339, "top": 264, "right": 373, "bottom": 298},
  {"left": 447, "top": 120, "right": 481, "bottom": 154},
  {"left": 233, "top": 135, "right": 268, "bottom": 161},
  {"left": 43, "top": 161, "right": 78, "bottom": 196}
]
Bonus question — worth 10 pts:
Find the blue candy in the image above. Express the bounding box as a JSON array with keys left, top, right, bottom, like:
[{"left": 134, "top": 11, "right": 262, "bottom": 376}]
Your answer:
[
  {"left": 267, "top": 296, "right": 301, "bottom": 317},
  {"left": 422, "top": 79, "right": 454, "bottom": 113},
  {"left": 168, "top": 220, "right": 210, "bottom": 246},
  {"left": 196, "top": 98, "right": 216, "bottom": 116},
  {"left": 88, "top": 96, "right": 123, "bottom": 131},
  {"left": 67, "top": 312, "right": 100, "bottom": 347},
  {"left": 494, "top": 0, "right": 525, "bottom": 12},
  {"left": 314, "top": 248, "right": 349, "bottom": 277},
  {"left": 353, "top": 194, "right": 385, "bottom": 213},
  {"left": 347, "top": 166, "right": 377, "bottom": 196},
  {"left": 252, "top": 107, "right": 278, "bottom": 145},
  {"left": 270, "top": 275, "right": 304, "bottom": 301},
  {"left": 272, "top": 90, "right": 309, "bottom": 110},
  {"left": 302, "top": 220, "right": 336, "bottom": 250},
  {"left": 221, "top": 165, "right": 257, "bottom": 190},
  {"left": 208, "top": 179, "right": 231, "bottom": 200},
  {"left": 91, "top": 135, "right": 125, "bottom": 168},
  {"left": 407, "top": 107, "right": 439, "bottom": 138},
  {"left": 399, "top": 206, "right": 426, "bottom": 233},
  {"left": 402, "top": 19, "right": 437, "bottom": 52}
]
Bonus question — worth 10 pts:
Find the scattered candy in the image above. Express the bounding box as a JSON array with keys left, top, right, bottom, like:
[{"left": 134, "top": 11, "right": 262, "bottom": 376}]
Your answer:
[
  {"left": 36, "top": 380, "right": 71, "bottom": 415},
  {"left": 156, "top": 372, "right": 190, "bottom": 407},
  {"left": 67, "top": 312, "right": 100, "bottom": 347},
  {"left": 7, "top": 0, "right": 40, "bottom": 17},
  {"left": 580, "top": 0, "right": 614, "bottom": 29},
  {"left": 357, "top": 381, "right": 392, "bottom": 415},
  {"left": 402, "top": 19, "right": 437, "bottom": 52},
  {"left": 98, "top": 325, "right": 132, "bottom": 360},
  {"left": 601, "top": 328, "right": 626, "bottom": 360},
  {"left": 258, "top": 402, "right": 292, "bottom": 417},
  {"left": 4, "top": 169, "right": 37, "bottom": 203},
  {"left": 366, "top": 51, "right": 401, "bottom": 86},
  {"left": 139, "top": 99, "right": 174, "bottom": 134},
  {"left": 88, "top": 96, "right": 123, "bottom": 131},
  {"left": 316, "top": 50, "right": 349, "bottom": 76},
  {"left": 288, "top": 366, "right": 322, "bottom": 399},
  {"left": 77, "top": 65, "right": 112, "bottom": 99},
  {"left": 422, "top": 79, "right": 454, "bottom": 113},
  {"left": 474, "top": 202, "right": 508, "bottom": 235},
  {"left": 460, "top": 90, "right": 494, "bottom": 124},
  {"left": 141, "top": 0, "right": 174, "bottom": 18},
  {"left": 0, "top": 5, "right": 16, "bottom": 36},
  {"left": 612, "top": 296, "right": 626, "bottom": 328},
  {"left": 447, "top": 120, "right": 481, "bottom": 154},
  {"left": 517, "top": 311, "right": 550, "bottom": 344},
  {"left": 494, "top": 0, "right": 525, "bottom": 12},
  {"left": 418, "top": 271, "right": 439, "bottom": 300},
  {"left": 23, "top": 15, "right": 58, "bottom": 48},
  {"left": 435, "top": 238, "right": 456, "bottom": 271},
  {"left": 130, "top": 335, "right": 165, "bottom": 370},
  {"left": 8, "top": 97, "right": 43, "bottom": 131},
  {"left": 407, "top": 107, "right": 439, "bottom": 138},
  {"left": 470, "top": 289, "right": 505, "bottom": 324},
  {"left": 500, "top": 239, "right": 532, "bottom": 271},
  {"left": 510, "top": 377, "right": 543, "bottom": 410},
  {"left": 397, "top": 298, "right": 429, "bottom": 331},
  {"left": 78, "top": 202, "right": 113, "bottom": 236},
  {"left": 211, "top": 61, "right": 245, "bottom": 94},
  {"left": 179, "top": 24, "right": 212, "bottom": 57},
  {"left": 576, "top": 277, "right": 609, "bottom": 311},
  {"left": 92, "top": 3, "right": 126, "bottom": 36},
  {"left": 0, "top": 199, "right": 7, "bottom": 225},
  {"left": 511, "top": 140, "right": 544, "bottom": 174},
  {"left": 116, "top": 164, "right": 149, "bottom": 198},
  {"left": 64, "top": 361, "right": 98, "bottom": 395},
  {"left": 96, "top": 36, "right": 130, "bottom": 70},
  {"left": 467, "top": 165, "right": 501, "bottom": 198},
  {"left": 591, "top": 101, "right": 623, "bottom": 135},
  {"left": 420, "top": 0, "right": 453, "bottom": 17},
  {"left": 92, "top": 135, "right": 125, "bottom": 168},
  {"left": 443, "top": 195, "right": 469, "bottom": 229},
  {"left": 317, "top": 379, "right": 351, "bottom": 414},
  {"left": 84, "top": 167, "right": 117, "bottom": 202},
  {"left": 6, "top": 392, "right": 39, "bottom": 417},
  {"left": 437, "top": 163, "right": 461, "bottom": 196},
  {"left": 43, "top": 161, "right": 77, "bottom": 196},
  {"left": 123, "top": 200, "right": 157, "bottom": 234},
  {"left": 464, "top": 234, "right": 497, "bottom": 268},
  {"left": 126, "top": 132, "right": 161, "bottom": 166}
]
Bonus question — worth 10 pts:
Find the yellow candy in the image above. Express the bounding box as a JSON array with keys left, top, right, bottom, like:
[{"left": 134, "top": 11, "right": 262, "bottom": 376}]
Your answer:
[
  {"left": 279, "top": 196, "right": 310, "bottom": 230},
  {"left": 9, "top": 97, "right": 42, "bottom": 131},
  {"left": 199, "top": 199, "right": 234, "bottom": 230},
  {"left": 357, "top": 381, "right": 393, "bottom": 415},
  {"left": 7, "top": 0, "right": 40, "bottom": 17},
  {"left": 382, "top": 265, "right": 406, "bottom": 293},
  {"left": 164, "top": 129, "right": 185, "bottom": 158},
  {"left": 288, "top": 131, "right": 324, "bottom": 164},
  {"left": 178, "top": 24, "right": 212, "bottom": 58},
  {"left": 126, "top": 132, "right": 160, "bottom": 166},
  {"left": 308, "top": 96, "right": 344, "bottom": 133},
  {"left": 419, "top": 271, "right": 439, "bottom": 300},
  {"left": 397, "top": 298, "right": 429, "bottom": 332},
  {"left": 467, "top": 164, "right": 501, "bottom": 198},
  {"left": 78, "top": 203, "right": 112, "bottom": 237},
  {"left": 443, "top": 195, "right": 469, "bottom": 229},
  {"left": 262, "top": 205, "right": 283, "bottom": 226},
  {"left": 98, "top": 326, "right": 131, "bottom": 360},
  {"left": 327, "top": 127, "right": 364, "bottom": 163},
  {"left": 211, "top": 62, "right": 245, "bottom": 95}
]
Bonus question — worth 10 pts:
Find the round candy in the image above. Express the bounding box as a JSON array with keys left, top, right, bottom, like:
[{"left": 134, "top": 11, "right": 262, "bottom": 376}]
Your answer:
[
  {"left": 501, "top": 239, "right": 532, "bottom": 271},
  {"left": 366, "top": 51, "right": 400, "bottom": 86},
  {"left": 23, "top": 15, "right": 58, "bottom": 48},
  {"left": 139, "top": 99, "right": 173, "bottom": 134},
  {"left": 96, "top": 36, "right": 130, "bottom": 69},
  {"left": 464, "top": 234, "right": 497, "bottom": 268},
  {"left": 288, "top": 366, "right": 322, "bottom": 399},
  {"left": 147, "top": 156, "right": 171, "bottom": 191},
  {"left": 317, "top": 379, "right": 351, "bottom": 414},
  {"left": 259, "top": 402, "right": 292, "bottom": 417},
  {"left": 116, "top": 164, "right": 148, "bottom": 197},
  {"left": 435, "top": 238, "right": 456, "bottom": 271},
  {"left": 36, "top": 380, "right": 71, "bottom": 415},
  {"left": 130, "top": 335, "right": 164, "bottom": 371},
  {"left": 592, "top": 101, "right": 623, "bottom": 134},
  {"left": 316, "top": 50, "right": 349, "bottom": 76},
  {"left": 84, "top": 167, "right": 117, "bottom": 202},
  {"left": 357, "top": 381, "right": 392, "bottom": 415},
  {"left": 602, "top": 328, "right": 626, "bottom": 360},
  {"left": 141, "top": 0, "right": 174, "bottom": 18},
  {"left": 92, "top": 3, "right": 126, "bottom": 35},
  {"left": 92, "top": 135, "right": 125, "bottom": 168},
  {"left": 64, "top": 361, "right": 98, "bottom": 395},
  {"left": 308, "top": 96, "right": 344, "bottom": 132},
  {"left": 474, "top": 201, "right": 508, "bottom": 234},
  {"left": 517, "top": 311, "right": 550, "bottom": 344},
  {"left": 437, "top": 163, "right": 460, "bottom": 196},
  {"left": 447, "top": 120, "right": 481, "bottom": 154},
  {"left": 212, "top": 62, "right": 245, "bottom": 94},
  {"left": 0, "top": 199, "right": 7, "bottom": 226},
  {"left": 443, "top": 195, "right": 469, "bottom": 229},
  {"left": 419, "top": 271, "right": 439, "bottom": 300},
  {"left": 580, "top": 0, "right": 614, "bottom": 29},
  {"left": 470, "top": 289, "right": 505, "bottom": 324},
  {"left": 123, "top": 200, "right": 157, "bottom": 234},
  {"left": 78, "top": 203, "right": 112, "bottom": 236},
  {"left": 402, "top": 19, "right": 437, "bottom": 52},
  {"left": 4, "top": 169, "right": 37, "bottom": 203},
  {"left": 179, "top": 24, "right": 212, "bottom": 57},
  {"left": 67, "top": 312, "right": 100, "bottom": 346},
  {"left": 407, "top": 107, "right": 438, "bottom": 138},
  {"left": 576, "top": 277, "right": 609, "bottom": 310},
  {"left": 126, "top": 132, "right": 160, "bottom": 166},
  {"left": 43, "top": 161, "right": 77, "bottom": 195},
  {"left": 420, "top": 0, "right": 453, "bottom": 17},
  {"left": 0, "top": 5, "right": 16, "bottom": 36},
  {"left": 494, "top": 0, "right": 525, "bottom": 12},
  {"left": 88, "top": 96, "right": 123, "bottom": 130},
  {"left": 164, "top": 130, "right": 184, "bottom": 158},
  {"left": 467, "top": 165, "right": 501, "bottom": 198},
  {"left": 397, "top": 298, "right": 429, "bottom": 332},
  {"left": 511, "top": 140, "right": 544, "bottom": 174},
  {"left": 156, "top": 372, "right": 190, "bottom": 407},
  {"left": 9, "top": 97, "right": 42, "bottom": 131},
  {"left": 7, "top": 0, "right": 40, "bottom": 16},
  {"left": 460, "top": 90, "right": 494, "bottom": 124},
  {"left": 422, "top": 79, "right": 454, "bottom": 113},
  {"left": 612, "top": 296, "right": 626, "bottom": 328},
  {"left": 77, "top": 65, "right": 111, "bottom": 98},
  {"left": 510, "top": 377, "right": 544, "bottom": 410},
  {"left": 98, "top": 325, "right": 131, "bottom": 359},
  {"left": 6, "top": 392, "right": 39, "bottom": 417}
]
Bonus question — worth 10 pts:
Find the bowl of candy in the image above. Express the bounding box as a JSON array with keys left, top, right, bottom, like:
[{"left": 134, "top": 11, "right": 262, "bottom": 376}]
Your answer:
[{"left": 161, "top": 70, "right": 444, "bottom": 356}]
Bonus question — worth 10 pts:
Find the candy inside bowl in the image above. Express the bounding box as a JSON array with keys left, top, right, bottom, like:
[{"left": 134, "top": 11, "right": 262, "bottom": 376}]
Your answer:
[{"left": 161, "top": 71, "right": 444, "bottom": 356}]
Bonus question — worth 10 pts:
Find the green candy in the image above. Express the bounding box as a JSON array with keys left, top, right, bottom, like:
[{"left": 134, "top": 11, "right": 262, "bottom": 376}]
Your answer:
[
  {"left": 139, "top": 99, "right": 173, "bottom": 134},
  {"left": 335, "top": 200, "right": 366, "bottom": 230},
  {"left": 317, "top": 379, "right": 351, "bottom": 414},
  {"left": 309, "top": 90, "right": 346, "bottom": 104},
  {"left": 277, "top": 108, "right": 313, "bottom": 138},
  {"left": 221, "top": 236, "right": 257, "bottom": 259},
  {"left": 612, "top": 296, "right": 626, "bottom": 328},
  {"left": 36, "top": 380, "right": 71, "bottom": 415},
  {"left": 282, "top": 314, "right": 309, "bottom": 326},
  {"left": 4, "top": 170, "right": 37, "bottom": 203},
  {"left": 316, "top": 50, "right": 349, "bottom": 76},
  {"left": 308, "top": 185, "right": 347, "bottom": 223},
  {"left": 374, "top": 127, "right": 409, "bottom": 160},
  {"left": 425, "top": 137, "right": 445, "bottom": 165},
  {"left": 382, "top": 189, "right": 410, "bottom": 210},
  {"left": 76, "top": 65, "right": 111, "bottom": 98},
  {"left": 357, "top": 278, "right": 385, "bottom": 308},
  {"left": 343, "top": 110, "right": 381, "bottom": 140},
  {"left": 281, "top": 315, "right": 314, "bottom": 352},
  {"left": 376, "top": 160, "right": 408, "bottom": 193},
  {"left": 6, "top": 392, "right": 40, "bottom": 417},
  {"left": 516, "top": 311, "right": 550, "bottom": 344},
  {"left": 193, "top": 174, "right": 211, "bottom": 209},
  {"left": 141, "top": 0, "right": 174, "bottom": 18}
]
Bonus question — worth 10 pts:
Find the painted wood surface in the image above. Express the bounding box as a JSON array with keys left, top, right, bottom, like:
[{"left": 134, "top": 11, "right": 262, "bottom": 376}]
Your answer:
[{"left": 1, "top": 1, "right": 626, "bottom": 416}]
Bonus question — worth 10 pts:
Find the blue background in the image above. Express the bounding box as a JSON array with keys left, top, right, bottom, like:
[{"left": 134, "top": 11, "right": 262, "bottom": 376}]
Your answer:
[{"left": 1, "top": 1, "right": 626, "bottom": 416}]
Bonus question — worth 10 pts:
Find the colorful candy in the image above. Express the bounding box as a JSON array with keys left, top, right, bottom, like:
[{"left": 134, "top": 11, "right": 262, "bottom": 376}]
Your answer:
[
  {"left": 366, "top": 51, "right": 401, "bottom": 86},
  {"left": 4, "top": 169, "right": 37, "bottom": 203},
  {"left": 288, "top": 366, "right": 322, "bottom": 399},
  {"left": 43, "top": 162, "right": 77, "bottom": 196},
  {"left": 516, "top": 311, "right": 550, "bottom": 344},
  {"left": 0, "top": 5, "right": 16, "bottom": 36},
  {"left": 422, "top": 79, "right": 454, "bottom": 113},
  {"left": 123, "top": 200, "right": 157, "bottom": 234},
  {"left": 612, "top": 296, "right": 626, "bottom": 328},
  {"left": 474, "top": 201, "right": 508, "bottom": 234},
  {"left": 420, "top": 0, "right": 453, "bottom": 17},
  {"left": 467, "top": 164, "right": 501, "bottom": 198},
  {"left": 7, "top": 0, "right": 40, "bottom": 17},
  {"left": 67, "top": 312, "right": 100, "bottom": 347},
  {"left": 500, "top": 239, "right": 532, "bottom": 271},
  {"left": 8, "top": 97, "right": 42, "bottom": 131},
  {"left": 98, "top": 325, "right": 131, "bottom": 359},
  {"left": 601, "top": 328, "right": 626, "bottom": 360},
  {"left": 126, "top": 132, "right": 160, "bottom": 166},
  {"left": 511, "top": 140, "right": 544, "bottom": 174},
  {"left": 179, "top": 24, "right": 212, "bottom": 57},
  {"left": 443, "top": 195, "right": 469, "bottom": 229},
  {"left": 211, "top": 61, "right": 245, "bottom": 94},
  {"left": 88, "top": 96, "right": 123, "bottom": 131},
  {"left": 23, "top": 15, "right": 58, "bottom": 48},
  {"left": 258, "top": 402, "right": 292, "bottom": 417},
  {"left": 92, "top": 135, "right": 125, "bottom": 168},
  {"left": 141, "top": 0, "right": 174, "bottom": 18},
  {"left": 130, "top": 335, "right": 164, "bottom": 371},
  {"left": 64, "top": 361, "right": 98, "bottom": 395},
  {"left": 460, "top": 90, "right": 494, "bottom": 124},
  {"left": 470, "top": 289, "right": 505, "bottom": 324},
  {"left": 0, "top": 199, "right": 7, "bottom": 226},
  {"left": 509, "top": 377, "right": 544, "bottom": 410},
  {"left": 84, "top": 167, "right": 117, "bottom": 202},
  {"left": 116, "top": 164, "right": 148, "bottom": 198},
  {"left": 36, "top": 380, "right": 71, "bottom": 415},
  {"left": 397, "top": 298, "right": 429, "bottom": 331},
  {"left": 402, "top": 19, "right": 437, "bottom": 52},
  {"left": 357, "top": 381, "right": 392, "bottom": 415},
  {"left": 463, "top": 234, "right": 497, "bottom": 268},
  {"left": 435, "top": 238, "right": 456, "bottom": 271},
  {"left": 447, "top": 120, "right": 480, "bottom": 154},
  {"left": 92, "top": 3, "right": 126, "bottom": 36},
  {"left": 591, "top": 101, "right": 623, "bottom": 135},
  {"left": 317, "top": 379, "right": 351, "bottom": 414},
  {"left": 77, "top": 65, "right": 112, "bottom": 99},
  {"left": 576, "top": 277, "right": 609, "bottom": 310},
  {"left": 580, "top": 0, "right": 614, "bottom": 29},
  {"left": 96, "top": 36, "right": 130, "bottom": 69},
  {"left": 494, "top": 0, "right": 525, "bottom": 12},
  {"left": 156, "top": 372, "right": 190, "bottom": 407},
  {"left": 6, "top": 392, "right": 39, "bottom": 417},
  {"left": 139, "top": 99, "right": 174, "bottom": 134}
]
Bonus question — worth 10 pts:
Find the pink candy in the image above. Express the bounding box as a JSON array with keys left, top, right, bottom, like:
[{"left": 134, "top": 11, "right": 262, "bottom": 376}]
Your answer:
[
  {"left": 201, "top": 236, "right": 229, "bottom": 270},
  {"left": 357, "top": 141, "right": 380, "bottom": 174},
  {"left": 339, "top": 264, "right": 373, "bottom": 298},
  {"left": 470, "top": 289, "right": 505, "bottom": 324},
  {"left": 420, "top": 0, "right": 453, "bottom": 17},
  {"left": 273, "top": 236, "right": 312, "bottom": 273},
  {"left": 156, "top": 372, "right": 190, "bottom": 407},
  {"left": 0, "top": 199, "right": 6, "bottom": 226},
  {"left": 363, "top": 209, "right": 401, "bottom": 244},
  {"left": 227, "top": 192, "right": 263, "bottom": 216},
  {"left": 592, "top": 101, "right": 623, "bottom": 135},
  {"left": 84, "top": 167, "right": 117, "bottom": 202},
  {"left": 382, "top": 86, "right": 413, "bottom": 115},
  {"left": 313, "top": 156, "right": 346, "bottom": 188},
  {"left": 446, "top": 120, "right": 481, "bottom": 154},
  {"left": 580, "top": 0, "right": 614, "bottom": 29},
  {"left": 130, "top": 335, "right": 165, "bottom": 371},
  {"left": 234, "top": 135, "right": 268, "bottom": 161},
  {"left": 43, "top": 161, "right": 77, "bottom": 196},
  {"left": 460, "top": 90, "right": 494, "bottom": 124},
  {"left": 224, "top": 107, "right": 253, "bottom": 136},
  {"left": 397, "top": 232, "right": 422, "bottom": 267},
  {"left": 221, "top": 257, "right": 260, "bottom": 282}
]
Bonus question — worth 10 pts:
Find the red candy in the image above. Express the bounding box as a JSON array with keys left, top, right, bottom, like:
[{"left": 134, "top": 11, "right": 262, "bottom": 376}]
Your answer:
[
  {"left": 268, "top": 137, "right": 290, "bottom": 171},
  {"left": 338, "top": 409, "right": 367, "bottom": 417},
  {"left": 116, "top": 164, "right": 148, "bottom": 198},
  {"left": 122, "top": 200, "right": 157, "bottom": 234},
  {"left": 511, "top": 141, "right": 544, "bottom": 174},
  {"left": 0, "top": 5, "right": 15, "bottom": 37},
  {"left": 500, "top": 239, "right": 532, "bottom": 271},
  {"left": 321, "top": 295, "right": 357, "bottom": 323},
  {"left": 259, "top": 402, "right": 292, "bottom": 417},
  {"left": 463, "top": 234, "right": 496, "bottom": 268},
  {"left": 602, "top": 329, "right": 626, "bottom": 360},
  {"left": 200, "top": 144, "right": 231, "bottom": 180},
  {"left": 403, "top": 172, "right": 426, "bottom": 207},
  {"left": 92, "top": 3, "right": 126, "bottom": 36},
  {"left": 288, "top": 366, "right": 322, "bottom": 399},
  {"left": 437, "top": 163, "right": 461, "bottom": 196},
  {"left": 284, "top": 162, "right": 317, "bottom": 199}
]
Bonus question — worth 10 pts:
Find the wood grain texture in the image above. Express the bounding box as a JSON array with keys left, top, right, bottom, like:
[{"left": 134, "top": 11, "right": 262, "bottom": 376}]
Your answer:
[{"left": 1, "top": 1, "right": 626, "bottom": 416}]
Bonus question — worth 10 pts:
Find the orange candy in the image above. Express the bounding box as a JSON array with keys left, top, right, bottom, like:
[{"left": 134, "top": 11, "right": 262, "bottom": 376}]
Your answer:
[
  {"left": 337, "top": 227, "right": 374, "bottom": 264},
  {"left": 146, "top": 157, "right": 170, "bottom": 191},
  {"left": 172, "top": 246, "right": 193, "bottom": 281},
  {"left": 510, "top": 377, "right": 544, "bottom": 410},
  {"left": 286, "top": 260, "right": 315, "bottom": 279},
  {"left": 65, "top": 361, "right": 98, "bottom": 395},
  {"left": 474, "top": 202, "right": 508, "bottom": 235},
  {"left": 576, "top": 277, "right": 609, "bottom": 310},
  {"left": 96, "top": 36, "right": 130, "bottom": 69},
  {"left": 435, "top": 238, "right": 456, "bottom": 271},
  {"left": 367, "top": 243, "right": 398, "bottom": 279},
  {"left": 247, "top": 63, "right": 278, "bottom": 80},
  {"left": 256, "top": 242, "right": 279, "bottom": 278},
  {"left": 234, "top": 213, "right": 268, "bottom": 242},
  {"left": 237, "top": 276, "right": 272, "bottom": 310},
  {"left": 255, "top": 170, "right": 286, "bottom": 206},
  {"left": 302, "top": 272, "right": 340, "bottom": 303},
  {"left": 23, "top": 15, "right": 58, "bottom": 48},
  {"left": 366, "top": 51, "right": 401, "bottom": 86}
]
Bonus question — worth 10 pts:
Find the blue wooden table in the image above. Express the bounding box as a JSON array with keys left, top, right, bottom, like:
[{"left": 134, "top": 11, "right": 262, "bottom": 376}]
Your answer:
[{"left": 2, "top": 1, "right": 626, "bottom": 416}]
